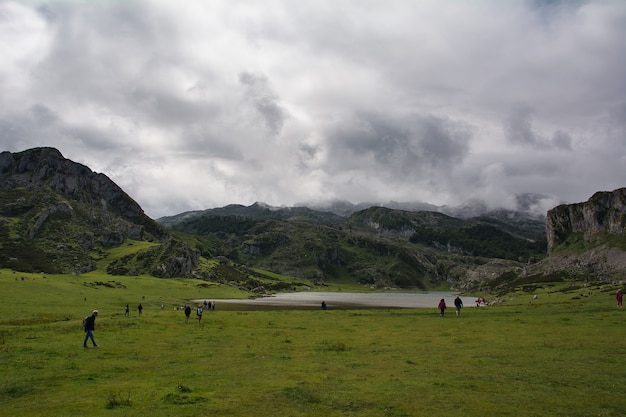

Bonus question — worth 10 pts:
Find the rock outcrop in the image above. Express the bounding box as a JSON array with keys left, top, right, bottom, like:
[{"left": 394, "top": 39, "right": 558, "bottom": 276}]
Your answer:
[
  {"left": 0, "top": 147, "right": 169, "bottom": 241},
  {"left": 0, "top": 147, "right": 198, "bottom": 277},
  {"left": 546, "top": 188, "right": 626, "bottom": 254}
]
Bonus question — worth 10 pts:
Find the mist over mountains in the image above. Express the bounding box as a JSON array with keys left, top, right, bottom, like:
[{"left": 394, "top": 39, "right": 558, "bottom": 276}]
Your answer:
[
  {"left": 158, "top": 193, "right": 552, "bottom": 243},
  {"left": 296, "top": 193, "right": 558, "bottom": 219},
  {"left": 159, "top": 192, "right": 554, "bottom": 231}
]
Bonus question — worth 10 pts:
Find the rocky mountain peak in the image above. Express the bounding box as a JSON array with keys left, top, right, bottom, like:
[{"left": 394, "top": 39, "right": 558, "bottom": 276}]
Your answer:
[
  {"left": 0, "top": 147, "right": 199, "bottom": 277},
  {"left": 0, "top": 147, "right": 168, "bottom": 240},
  {"left": 546, "top": 188, "right": 626, "bottom": 254}
]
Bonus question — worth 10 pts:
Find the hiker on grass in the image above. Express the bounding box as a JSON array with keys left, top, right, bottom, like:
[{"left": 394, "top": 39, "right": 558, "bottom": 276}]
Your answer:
[
  {"left": 438, "top": 299, "right": 446, "bottom": 317},
  {"left": 138, "top": 303, "right": 143, "bottom": 316},
  {"left": 197, "top": 305, "right": 203, "bottom": 324},
  {"left": 124, "top": 304, "right": 129, "bottom": 317},
  {"left": 454, "top": 296, "right": 463, "bottom": 317},
  {"left": 184, "top": 304, "right": 191, "bottom": 323},
  {"left": 617, "top": 289, "right": 623, "bottom": 308},
  {"left": 83, "top": 310, "right": 99, "bottom": 349}
]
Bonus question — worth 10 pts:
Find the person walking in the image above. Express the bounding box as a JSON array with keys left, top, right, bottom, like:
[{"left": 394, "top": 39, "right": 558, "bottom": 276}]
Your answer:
[
  {"left": 184, "top": 304, "right": 191, "bottom": 323},
  {"left": 616, "top": 289, "right": 623, "bottom": 308},
  {"left": 124, "top": 304, "right": 129, "bottom": 317},
  {"left": 138, "top": 303, "right": 143, "bottom": 316},
  {"left": 454, "top": 296, "right": 463, "bottom": 317},
  {"left": 438, "top": 299, "right": 446, "bottom": 317},
  {"left": 196, "top": 305, "right": 203, "bottom": 324},
  {"left": 83, "top": 310, "right": 99, "bottom": 349}
]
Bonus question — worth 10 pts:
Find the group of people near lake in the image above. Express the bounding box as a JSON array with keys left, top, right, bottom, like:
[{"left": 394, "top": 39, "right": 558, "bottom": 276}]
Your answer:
[
  {"left": 82, "top": 289, "right": 626, "bottom": 348},
  {"left": 438, "top": 296, "right": 464, "bottom": 317},
  {"left": 83, "top": 299, "right": 203, "bottom": 348},
  {"left": 182, "top": 300, "right": 216, "bottom": 324}
]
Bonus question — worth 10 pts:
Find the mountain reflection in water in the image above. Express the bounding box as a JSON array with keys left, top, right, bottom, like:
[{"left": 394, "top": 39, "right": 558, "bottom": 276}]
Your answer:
[{"left": 194, "top": 292, "right": 476, "bottom": 311}]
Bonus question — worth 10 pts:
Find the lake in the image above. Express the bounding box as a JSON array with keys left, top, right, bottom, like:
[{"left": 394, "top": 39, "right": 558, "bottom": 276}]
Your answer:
[{"left": 194, "top": 292, "right": 478, "bottom": 311}]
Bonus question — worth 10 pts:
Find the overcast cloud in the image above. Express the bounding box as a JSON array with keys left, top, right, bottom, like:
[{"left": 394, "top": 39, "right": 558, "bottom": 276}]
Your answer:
[{"left": 1, "top": 0, "right": 625, "bottom": 218}]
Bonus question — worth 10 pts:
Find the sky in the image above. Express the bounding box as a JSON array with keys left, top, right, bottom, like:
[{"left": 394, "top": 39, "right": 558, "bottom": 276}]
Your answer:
[{"left": 1, "top": 0, "right": 625, "bottom": 219}]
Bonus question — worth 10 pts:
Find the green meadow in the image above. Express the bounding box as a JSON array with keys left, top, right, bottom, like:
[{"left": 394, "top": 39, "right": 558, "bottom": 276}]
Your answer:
[{"left": 1, "top": 269, "right": 625, "bottom": 417}]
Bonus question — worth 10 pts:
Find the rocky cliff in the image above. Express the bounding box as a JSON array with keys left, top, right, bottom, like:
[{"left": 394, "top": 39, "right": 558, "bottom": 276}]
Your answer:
[
  {"left": 546, "top": 188, "right": 626, "bottom": 254},
  {"left": 0, "top": 147, "right": 198, "bottom": 277},
  {"left": 540, "top": 188, "right": 626, "bottom": 280},
  {"left": 0, "top": 147, "right": 168, "bottom": 241}
]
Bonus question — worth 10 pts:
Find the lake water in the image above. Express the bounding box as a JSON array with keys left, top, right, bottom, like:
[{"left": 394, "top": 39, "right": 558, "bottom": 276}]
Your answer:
[{"left": 194, "top": 292, "right": 477, "bottom": 311}]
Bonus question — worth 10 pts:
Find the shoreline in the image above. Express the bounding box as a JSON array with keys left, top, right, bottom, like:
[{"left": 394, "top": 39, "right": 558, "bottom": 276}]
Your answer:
[{"left": 192, "top": 291, "right": 477, "bottom": 310}]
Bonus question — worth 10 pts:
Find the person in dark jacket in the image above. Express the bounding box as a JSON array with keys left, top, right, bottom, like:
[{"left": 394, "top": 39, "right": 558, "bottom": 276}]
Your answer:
[
  {"left": 454, "top": 296, "right": 463, "bottom": 317},
  {"left": 83, "top": 310, "right": 99, "bottom": 348},
  {"left": 184, "top": 304, "right": 192, "bottom": 322}
]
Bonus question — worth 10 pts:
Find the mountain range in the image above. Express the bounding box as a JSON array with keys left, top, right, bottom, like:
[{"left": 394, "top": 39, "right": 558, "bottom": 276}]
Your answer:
[{"left": 1, "top": 147, "right": 624, "bottom": 293}]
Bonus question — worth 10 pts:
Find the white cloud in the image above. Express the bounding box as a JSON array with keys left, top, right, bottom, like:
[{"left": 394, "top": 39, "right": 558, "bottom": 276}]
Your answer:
[{"left": 1, "top": 0, "right": 625, "bottom": 218}]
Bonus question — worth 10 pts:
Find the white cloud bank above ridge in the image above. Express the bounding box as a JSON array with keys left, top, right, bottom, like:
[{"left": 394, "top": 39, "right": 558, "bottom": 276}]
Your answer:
[{"left": 0, "top": 0, "right": 625, "bottom": 218}]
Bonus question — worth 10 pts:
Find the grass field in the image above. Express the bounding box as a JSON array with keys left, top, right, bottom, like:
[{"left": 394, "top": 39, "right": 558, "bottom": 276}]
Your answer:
[{"left": 1, "top": 269, "right": 625, "bottom": 416}]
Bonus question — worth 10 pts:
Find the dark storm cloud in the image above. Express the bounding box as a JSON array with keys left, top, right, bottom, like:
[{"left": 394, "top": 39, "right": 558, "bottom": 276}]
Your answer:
[
  {"left": 505, "top": 105, "right": 573, "bottom": 150},
  {"left": 505, "top": 105, "right": 536, "bottom": 146},
  {"left": 238, "top": 72, "right": 288, "bottom": 135},
  {"left": 551, "top": 131, "right": 572, "bottom": 150},
  {"left": 127, "top": 87, "right": 220, "bottom": 127},
  {"left": 0, "top": 107, "right": 57, "bottom": 147},
  {"left": 326, "top": 112, "right": 471, "bottom": 178},
  {"left": 176, "top": 126, "right": 244, "bottom": 161},
  {"left": 29, "top": 105, "right": 59, "bottom": 126}
]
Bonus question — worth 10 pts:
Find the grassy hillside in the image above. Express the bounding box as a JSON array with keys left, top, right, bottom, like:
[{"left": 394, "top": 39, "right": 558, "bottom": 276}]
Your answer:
[
  {"left": 0, "top": 186, "right": 198, "bottom": 277},
  {"left": 1, "top": 269, "right": 624, "bottom": 417}
]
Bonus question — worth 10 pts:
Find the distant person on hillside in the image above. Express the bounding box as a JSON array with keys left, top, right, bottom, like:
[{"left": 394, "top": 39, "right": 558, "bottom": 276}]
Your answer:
[
  {"left": 454, "top": 296, "right": 463, "bottom": 317},
  {"left": 211, "top": 301, "right": 216, "bottom": 311},
  {"left": 138, "top": 303, "right": 143, "bottom": 316},
  {"left": 438, "top": 299, "right": 446, "bottom": 317},
  {"left": 124, "top": 304, "right": 129, "bottom": 317},
  {"left": 197, "top": 305, "right": 203, "bottom": 324},
  {"left": 617, "top": 289, "right": 623, "bottom": 308},
  {"left": 184, "top": 304, "right": 191, "bottom": 322},
  {"left": 321, "top": 301, "right": 327, "bottom": 310},
  {"left": 83, "top": 310, "right": 99, "bottom": 349}
]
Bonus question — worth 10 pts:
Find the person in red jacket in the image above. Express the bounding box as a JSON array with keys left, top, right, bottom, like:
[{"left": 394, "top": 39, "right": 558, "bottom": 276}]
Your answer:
[
  {"left": 438, "top": 299, "right": 446, "bottom": 317},
  {"left": 617, "top": 289, "right": 623, "bottom": 308}
]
